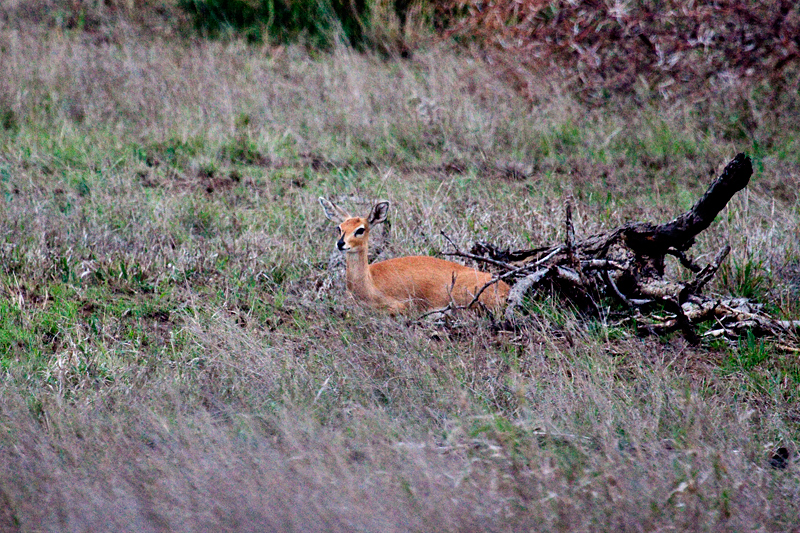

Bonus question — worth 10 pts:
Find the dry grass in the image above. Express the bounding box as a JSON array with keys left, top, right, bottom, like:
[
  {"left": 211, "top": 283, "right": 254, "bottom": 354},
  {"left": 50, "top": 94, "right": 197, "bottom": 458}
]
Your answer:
[{"left": 0, "top": 8, "right": 799, "bottom": 532}]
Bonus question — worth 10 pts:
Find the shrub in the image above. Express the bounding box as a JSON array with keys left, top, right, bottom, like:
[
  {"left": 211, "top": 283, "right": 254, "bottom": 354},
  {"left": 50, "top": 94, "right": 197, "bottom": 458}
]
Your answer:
[
  {"left": 178, "top": 0, "right": 371, "bottom": 47},
  {"left": 440, "top": 0, "right": 800, "bottom": 102}
]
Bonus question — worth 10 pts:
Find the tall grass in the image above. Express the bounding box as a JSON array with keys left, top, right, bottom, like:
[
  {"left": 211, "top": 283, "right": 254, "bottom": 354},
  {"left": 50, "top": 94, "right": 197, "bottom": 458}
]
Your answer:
[{"left": 0, "top": 9, "right": 799, "bottom": 531}]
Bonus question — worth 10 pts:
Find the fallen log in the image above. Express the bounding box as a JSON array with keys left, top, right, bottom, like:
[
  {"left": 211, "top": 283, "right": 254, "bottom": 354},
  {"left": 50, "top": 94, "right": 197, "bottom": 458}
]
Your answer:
[{"left": 444, "top": 153, "right": 798, "bottom": 346}]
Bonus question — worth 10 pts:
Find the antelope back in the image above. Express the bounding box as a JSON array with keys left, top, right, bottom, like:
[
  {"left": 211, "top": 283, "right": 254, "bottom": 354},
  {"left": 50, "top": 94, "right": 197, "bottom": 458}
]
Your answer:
[{"left": 369, "top": 255, "right": 509, "bottom": 310}]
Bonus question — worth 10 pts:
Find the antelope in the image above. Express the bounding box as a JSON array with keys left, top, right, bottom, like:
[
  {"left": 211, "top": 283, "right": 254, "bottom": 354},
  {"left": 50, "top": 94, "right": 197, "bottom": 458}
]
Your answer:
[{"left": 319, "top": 197, "right": 510, "bottom": 315}]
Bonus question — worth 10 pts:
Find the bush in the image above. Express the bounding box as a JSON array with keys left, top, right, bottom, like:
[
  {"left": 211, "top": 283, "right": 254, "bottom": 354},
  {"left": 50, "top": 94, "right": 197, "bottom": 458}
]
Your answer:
[
  {"left": 178, "top": 0, "right": 371, "bottom": 47},
  {"left": 440, "top": 0, "right": 800, "bottom": 102}
]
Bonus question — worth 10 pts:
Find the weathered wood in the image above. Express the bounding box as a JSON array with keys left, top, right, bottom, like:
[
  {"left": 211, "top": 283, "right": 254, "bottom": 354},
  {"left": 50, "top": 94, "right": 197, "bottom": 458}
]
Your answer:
[
  {"left": 621, "top": 153, "right": 752, "bottom": 255},
  {"left": 451, "top": 153, "right": 796, "bottom": 346},
  {"left": 474, "top": 153, "right": 753, "bottom": 272}
]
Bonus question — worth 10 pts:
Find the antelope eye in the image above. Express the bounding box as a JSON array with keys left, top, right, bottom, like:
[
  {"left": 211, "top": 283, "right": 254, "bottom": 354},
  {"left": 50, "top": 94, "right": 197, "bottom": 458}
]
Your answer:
[{"left": 354, "top": 227, "right": 366, "bottom": 237}]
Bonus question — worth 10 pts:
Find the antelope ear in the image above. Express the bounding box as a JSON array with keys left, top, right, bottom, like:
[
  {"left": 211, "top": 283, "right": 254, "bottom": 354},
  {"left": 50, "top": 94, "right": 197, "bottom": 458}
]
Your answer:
[
  {"left": 319, "top": 197, "right": 349, "bottom": 223},
  {"left": 368, "top": 201, "right": 390, "bottom": 226}
]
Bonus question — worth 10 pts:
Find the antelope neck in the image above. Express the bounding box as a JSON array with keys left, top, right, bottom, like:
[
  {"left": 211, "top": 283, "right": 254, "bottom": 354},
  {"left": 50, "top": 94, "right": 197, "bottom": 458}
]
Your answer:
[{"left": 344, "top": 246, "right": 378, "bottom": 301}]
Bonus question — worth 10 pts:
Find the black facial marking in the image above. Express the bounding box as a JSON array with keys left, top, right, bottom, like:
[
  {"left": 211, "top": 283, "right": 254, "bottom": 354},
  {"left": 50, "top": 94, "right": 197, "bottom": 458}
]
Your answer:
[{"left": 354, "top": 227, "right": 365, "bottom": 237}]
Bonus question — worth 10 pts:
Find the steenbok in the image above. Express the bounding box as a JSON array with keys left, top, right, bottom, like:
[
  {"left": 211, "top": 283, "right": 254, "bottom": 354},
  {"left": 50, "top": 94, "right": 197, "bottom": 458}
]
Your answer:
[{"left": 319, "top": 197, "right": 509, "bottom": 315}]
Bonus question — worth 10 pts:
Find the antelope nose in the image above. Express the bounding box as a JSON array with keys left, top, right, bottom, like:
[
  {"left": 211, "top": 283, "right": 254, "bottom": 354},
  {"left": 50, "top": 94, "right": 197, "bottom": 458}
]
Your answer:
[{"left": 337, "top": 239, "right": 346, "bottom": 251}]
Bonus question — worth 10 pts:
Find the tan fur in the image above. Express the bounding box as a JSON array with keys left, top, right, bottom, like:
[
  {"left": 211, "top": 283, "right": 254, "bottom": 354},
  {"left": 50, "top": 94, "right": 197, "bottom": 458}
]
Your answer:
[{"left": 320, "top": 198, "right": 509, "bottom": 315}]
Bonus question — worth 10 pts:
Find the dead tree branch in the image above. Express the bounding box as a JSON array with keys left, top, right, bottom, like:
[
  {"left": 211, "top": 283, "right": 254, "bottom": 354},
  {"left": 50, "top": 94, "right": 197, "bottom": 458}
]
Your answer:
[{"left": 460, "top": 153, "right": 797, "bottom": 346}]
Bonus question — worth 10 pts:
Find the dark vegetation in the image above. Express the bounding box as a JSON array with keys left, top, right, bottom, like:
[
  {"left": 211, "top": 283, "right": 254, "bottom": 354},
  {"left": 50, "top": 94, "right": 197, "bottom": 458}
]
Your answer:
[
  {"left": 444, "top": 0, "right": 800, "bottom": 101},
  {"left": 178, "top": 0, "right": 371, "bottom": 47}
]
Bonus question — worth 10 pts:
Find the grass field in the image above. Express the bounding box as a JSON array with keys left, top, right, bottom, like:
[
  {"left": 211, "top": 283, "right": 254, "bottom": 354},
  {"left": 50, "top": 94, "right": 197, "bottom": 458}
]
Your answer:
[{"left": 1, "top": 7, "right": 800, "bottom": 531}]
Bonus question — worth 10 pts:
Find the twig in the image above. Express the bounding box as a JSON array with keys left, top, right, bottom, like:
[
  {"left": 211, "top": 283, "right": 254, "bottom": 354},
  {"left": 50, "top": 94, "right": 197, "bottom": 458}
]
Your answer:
[
  {"left": 313, "top": 376, "right": 332, "bottom": 404},
  {"left": 463, "top": 253, "right": 578, "bottom": 312},
  {"left": 529, "top": 245, "right": 565, "bottom": 268},
  {"left": 441, "top": 231, "right": 516, "bottom": 270},
  {"left": 565, "top": 198, "right": 576, "bottom": 268},
  {"left": 666, "top": 248, "right": 702, "bottom": 273},
  {"left": 463, "top": 275, "right": 504, "bottom": 309},
  {"left": 601, "top": 269, "right": 652, "bottom": 308},
  {"left": 581, "top": 259, "right": 627, "bottom": 271},
  {"left": 416, "top": 302, "right": 455, "bottom": 320},
  {"left": 669, "top": 298, "right": 701, "bottom": 344},
  {"left": 529, "top": 430, "right": 594, "bottom": 444},
  {"left": 439, "top": 230, "right": 460, "bottom": 251},
  {"left": 776, "top": 344, "right": 800, "bottom": 353},
  {"left": 682, "top": 245, "right": 731, "bottom": 298}
]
